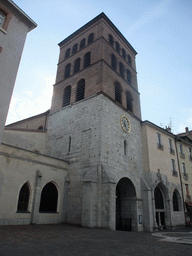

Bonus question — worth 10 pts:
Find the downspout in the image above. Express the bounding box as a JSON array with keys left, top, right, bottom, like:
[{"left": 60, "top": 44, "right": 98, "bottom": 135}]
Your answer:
[{"left": 174, "top": 136, "right": 186, "bottom": 224}]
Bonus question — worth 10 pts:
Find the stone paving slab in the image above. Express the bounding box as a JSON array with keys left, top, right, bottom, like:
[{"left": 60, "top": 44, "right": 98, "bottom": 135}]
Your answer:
[
  {"left": 152, "top": 231, "right": 192, "bottom": 245},
  {"left": 0, "top": 224, "right": 191, "bottom": 256}
]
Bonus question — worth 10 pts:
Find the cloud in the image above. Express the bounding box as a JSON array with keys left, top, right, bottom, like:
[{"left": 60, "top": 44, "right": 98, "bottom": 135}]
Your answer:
[
  {"left": 127, "top": 0, "right": 173, "bottom": 35},
  {"left": 6, "top": 76, "right": 54, "bottom": 125}
]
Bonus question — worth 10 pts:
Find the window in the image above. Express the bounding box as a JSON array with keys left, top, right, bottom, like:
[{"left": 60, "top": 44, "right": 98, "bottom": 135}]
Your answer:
[
  {"left": 122, "top": 49, "right": 126, "bottom": 59},
  {"left": 126, "top": 69, "right": 131, "bottom": 84},
  {"left": 169, "top": 139, "right": 175, "bottom": 154},
  {"left": 124, "top": 140, "right": 127, "bottom": 156},
  {"left": 72, "top": 43, "right": 78, "bottom": 54},
  {"left": 76, "top": 79, "right": 85, "bottom": 102},
  {"left": 80, "top": 38, "right": 85, "bottom": 49},
  {"left": 157, "top": 133, "right": 163, "bottom": 149},
  {"left": 115, "top": 82, "right": 122, "bottom": 104},
  {"left": 63, "top": 85, "right": 71, "bottom": 107},
  {"left": 0, "top": 10, "right": 5, "bottom": 28},
  {"left": 116, "top": 42, "right": 120, "bottom": 53},
  {"left": 68, "top": 136, "right": 71, "bottom": 152},
  {"left": 88, "top": 33, "right": 94, "bottom": 44},
  {"left": 39, "top": 182, "right": 58, "bottom": 212},
  {"left": 0, "top": 8, "right": 11, "bottom": 32},
  {"left": 74, "top": 58, "right": 81, "bottom": 73},
  {"left": 173, "top": 190, "right": 179, "bottom": 211},
  {"left": 111, "top": 54, "right": 117, "bottom": 70},
  {"left": 84, "top": 52, "right": 91, "bottom": 68},
  {"left": 185, "top": 184, "right": 190, "bottom": 197},
  {"left": 171, "top": 159, "right": 177, "bottom": 176},
  {"left": 119, "top": 62, "right": 125, "bottom": 78},
  {"left": 189, "top": 147, "right": 192, "bottom": 161},
  {"left": 179, "top": 144, "right": 185, "bottom": 158},
  {"left": 182, "top": 162, "right": 187, "bottom": 176},
  {"left": 128, "top": 55, "right": 132, "bottom": 66},
  {"left": 65, "top": 48, "right": 70, "bottom": 59},
  {"left": 17, "top": 182, "right": 30, "bottom": 212},
  {"left": 109, "top": 34, "right": 114, "bottom": 46},
  {"left": 64, "top": 63, "right": 71, "bottom": 78},
  {"left": 126, "top": 91, "right": 133, "bottom": 112}
]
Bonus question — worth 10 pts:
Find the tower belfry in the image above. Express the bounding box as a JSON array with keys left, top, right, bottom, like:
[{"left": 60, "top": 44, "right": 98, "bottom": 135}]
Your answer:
[{"left": 46, "top": 13, "right": 144, "bottom": 231}]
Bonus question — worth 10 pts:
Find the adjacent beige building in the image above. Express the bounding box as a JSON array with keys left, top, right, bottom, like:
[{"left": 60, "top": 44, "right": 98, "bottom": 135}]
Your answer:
[
  {"left": 0, "top": 0, "right": 37, "bottom": 143},
  {"left": 141, "top": 121, "right": 185, "bottom": 230}
]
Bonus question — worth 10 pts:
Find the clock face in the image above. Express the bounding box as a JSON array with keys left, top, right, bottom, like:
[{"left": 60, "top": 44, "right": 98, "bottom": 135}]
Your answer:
[{"left": 120, "top": 115, "right": 131, "bottom": 133}]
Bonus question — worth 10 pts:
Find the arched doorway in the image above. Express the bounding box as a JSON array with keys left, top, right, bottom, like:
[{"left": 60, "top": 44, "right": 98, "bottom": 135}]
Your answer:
[
  {"left": 154, "top": 185, "right": 165, "bottom": 228},
  {"left": 116, "top": 177, "right": 136, "bottom": 231}
]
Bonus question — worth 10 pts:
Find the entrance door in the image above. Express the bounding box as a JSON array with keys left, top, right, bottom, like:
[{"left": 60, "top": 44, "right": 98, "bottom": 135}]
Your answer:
[
  {"left": 116, "top": 178, "right": 136, "bottom": 231},
  {"left": 154, "top": 186, "right": 165, "bottom": 228}
]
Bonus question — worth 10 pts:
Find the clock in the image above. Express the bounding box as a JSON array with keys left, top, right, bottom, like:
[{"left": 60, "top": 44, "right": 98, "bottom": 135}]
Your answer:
[{"left": 120, "top": 115, "right": 131, "bottom": 133}]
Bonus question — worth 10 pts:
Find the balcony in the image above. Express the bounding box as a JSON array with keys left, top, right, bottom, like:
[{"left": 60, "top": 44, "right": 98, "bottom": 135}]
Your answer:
[
  {"left": 172, "top": 170, "right": 178, "bottom": 177},
  {"left": 169, "top": 148, "right": 175, "bottom": 155},
  {"left": 157, "top": 143, "right": 164, "bottom": 150},
  {"left": 183, "top": 173, "right": 188, "bottom": 180},
  {"left": 180, "top": 152, "right": 185, "bottom": 159}
]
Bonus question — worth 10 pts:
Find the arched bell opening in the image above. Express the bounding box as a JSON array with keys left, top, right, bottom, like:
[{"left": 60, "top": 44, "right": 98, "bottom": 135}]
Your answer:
[{"left": 116, "top": 177, "right": 136, "bottom": 231}]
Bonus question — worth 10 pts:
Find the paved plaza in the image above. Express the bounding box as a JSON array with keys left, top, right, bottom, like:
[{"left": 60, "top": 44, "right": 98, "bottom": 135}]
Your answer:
[{"left": 0, "top": 224, "right": 192, "bottom": 256}]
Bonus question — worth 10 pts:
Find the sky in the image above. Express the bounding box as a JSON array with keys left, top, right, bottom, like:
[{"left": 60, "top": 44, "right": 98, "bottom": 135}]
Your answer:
[{"left": 6, "top": 0, "right": 192, "bottom": 134}]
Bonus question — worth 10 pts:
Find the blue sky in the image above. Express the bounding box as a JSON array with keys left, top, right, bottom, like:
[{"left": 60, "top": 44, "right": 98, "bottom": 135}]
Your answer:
[{"left": 6, "top": 0, "right": 192, "bottom": 134}]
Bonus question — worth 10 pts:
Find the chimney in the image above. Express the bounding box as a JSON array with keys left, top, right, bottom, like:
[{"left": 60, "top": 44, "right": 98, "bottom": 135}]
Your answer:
[{"left": 185, "top": 127, "right": 189, "bottom": 133}]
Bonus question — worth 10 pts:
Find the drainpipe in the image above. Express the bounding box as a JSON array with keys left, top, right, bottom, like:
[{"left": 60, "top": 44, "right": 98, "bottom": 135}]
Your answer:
[{"left": 174, "top": 136, "right": 186, "bottom": 224}]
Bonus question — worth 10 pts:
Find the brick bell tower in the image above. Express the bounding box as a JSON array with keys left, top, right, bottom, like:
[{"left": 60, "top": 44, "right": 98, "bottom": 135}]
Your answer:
[{"left": 46, "top": 13, "right": 144, "bottom": 231}]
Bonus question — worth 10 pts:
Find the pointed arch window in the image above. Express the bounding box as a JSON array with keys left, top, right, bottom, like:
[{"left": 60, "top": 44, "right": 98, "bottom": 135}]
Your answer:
[
  {"left": 115, "top": 82, "right": 122, "bottom": 104},
  {"left": 80, "top": 38, "right": 86, "bottom": 49},
  {"left": 64, "top": 63, "right": 71, "bottom": 78},
  {"left": 39, "top": 182, "right": 58, "bottom": 212},
  {"left": 154, "top": 186, "right": 164, "bottom": 209},
  {"left": 88, "top": 33, "right": 94, "bottom": 44},
  {"left": 65, "top": 48, "right": 70, "bottom": 59},
  {"left": 119, "top": 62, "right": 125, "bottom": 78},
  {"left": 84, "top": 52, "right": 91, "bottom": 68},
  {"left": 109, "top": 34, "right": 114, "bottom": 46},
  {"left": 128, "top": 54, "right": 132, "bottom": 66},
  {"left": 63, "top": 85, "right": 71, "bottom": 107},
  {"left": 74, "top": 58, "right": 81, "bottom": 73},
  {"left": 126, "top": 69, "right": 131, "bottom": 84},
  {"left": 76, "top": 79, "right": 85, "bottom": 102},
  {"left": 173, "top": 190, "right": 180, "bottom": 211},
  {"left": 17, "top": 182, "right": 30, "bottom": 212},
  {"left": 116, "top": 42, "right": 120, "bottom": 53},
  {"left": 111, "top": 54, "right": 117, "bottom": 70},
  {"left": 0, "top": 10, "right": 6, "bottom": 28},
  {"left": 126, "top": 91, "right": 133, "bottom": 112},
  {"left": 72, "top": 43, "right": 78, "bottom": 54}
]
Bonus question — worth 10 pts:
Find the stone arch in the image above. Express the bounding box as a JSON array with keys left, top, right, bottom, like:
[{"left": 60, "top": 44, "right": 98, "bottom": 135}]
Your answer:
[
  {"left": 39, "top": 182, "right": 58, "bottom": 213},
  {"left": 172, "top": 189, "right": 182, "bottom": 212},
  {"left": 17, "top": 181, "right": 31, "bottom": 212},
  {"left": 116, "top": 177, "right": 137, "bottom": 231},
  {"left": 154, "top": 182, "right": 169, "bottom": 228}
]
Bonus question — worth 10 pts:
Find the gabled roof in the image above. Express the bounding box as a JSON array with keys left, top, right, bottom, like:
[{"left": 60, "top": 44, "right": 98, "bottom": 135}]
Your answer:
[{"left": 58, "top": 12, "right": 137, "bottom": 55}]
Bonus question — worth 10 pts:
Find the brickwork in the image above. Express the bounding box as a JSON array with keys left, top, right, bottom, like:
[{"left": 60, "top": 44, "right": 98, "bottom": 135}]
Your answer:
[{"left": 51, "top": 14, "right": 141, "bottom": 119}]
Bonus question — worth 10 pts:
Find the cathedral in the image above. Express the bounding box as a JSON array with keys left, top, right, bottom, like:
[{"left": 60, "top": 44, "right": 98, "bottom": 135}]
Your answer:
[{"left": 0, "top": 11, "right": 188, "bottom": 231}]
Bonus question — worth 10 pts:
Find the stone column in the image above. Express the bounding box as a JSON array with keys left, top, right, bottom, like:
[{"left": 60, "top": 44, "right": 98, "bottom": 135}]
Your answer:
[{"left": 30, "top": 170, "right": 42, "bottom": 224}]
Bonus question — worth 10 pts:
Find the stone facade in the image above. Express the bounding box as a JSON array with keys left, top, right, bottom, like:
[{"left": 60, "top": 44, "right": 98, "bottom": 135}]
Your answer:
[
  {"left": 0, "top": 12, "right": 189, "bottom": 231},
  {"left": 0, "top": 0, "right": 36, "bottom": 143}
]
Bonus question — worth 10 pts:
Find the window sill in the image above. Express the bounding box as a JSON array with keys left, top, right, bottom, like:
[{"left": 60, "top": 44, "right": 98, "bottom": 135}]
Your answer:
[
  {"left": 0, "top": 27, "right": 7, "bottom": 34},
  {"left": 39, "top": 211, "right": 59, "bottom": 214},
  {"left": 16, "top": 211, "right": 30, "bottom": 213}
]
